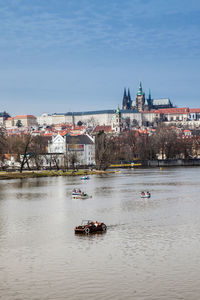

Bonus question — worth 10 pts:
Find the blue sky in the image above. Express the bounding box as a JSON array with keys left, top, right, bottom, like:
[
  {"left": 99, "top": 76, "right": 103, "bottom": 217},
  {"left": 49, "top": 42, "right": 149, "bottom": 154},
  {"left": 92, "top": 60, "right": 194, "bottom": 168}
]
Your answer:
[{"left": 0, "top": 0, "right": 200, "bottom": 115}]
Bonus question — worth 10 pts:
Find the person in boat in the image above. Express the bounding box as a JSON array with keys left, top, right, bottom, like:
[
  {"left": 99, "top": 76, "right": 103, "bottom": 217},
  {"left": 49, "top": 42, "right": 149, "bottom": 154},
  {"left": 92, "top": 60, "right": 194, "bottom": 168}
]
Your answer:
[
  {"left": 141, "top": 191, "right": 145, "bottom": 196},
  {"left": 146, "top": 191, "right": 150, "bottom": 196}
]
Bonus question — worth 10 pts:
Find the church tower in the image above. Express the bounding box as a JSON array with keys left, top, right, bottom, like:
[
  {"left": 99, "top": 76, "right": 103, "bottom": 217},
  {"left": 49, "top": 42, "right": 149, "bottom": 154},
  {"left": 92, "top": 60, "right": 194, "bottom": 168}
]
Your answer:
[
  {"left": 112, "top": 105, "right": 122, "bottom": 134},
  {"left": 136, "top": 82, "right": 145, "bottom": 112},
  {"left": 147, "top": 89, "right": 153, "bottom": 110},
  {"left": 127, "top": 88, "right": 132, "bottom": 109},
  {"left": 122, "top": 88, "right": 132, "bottom": 110},
  {"left": 122, "top": 88, "right": 128, "bottom": 109}
]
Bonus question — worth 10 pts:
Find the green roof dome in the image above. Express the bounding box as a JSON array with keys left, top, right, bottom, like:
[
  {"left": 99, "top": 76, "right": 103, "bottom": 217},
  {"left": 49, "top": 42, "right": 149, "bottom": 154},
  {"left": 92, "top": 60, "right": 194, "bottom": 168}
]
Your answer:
[{"left": 137, "top": 82, "right": 144, "bottom": 96}]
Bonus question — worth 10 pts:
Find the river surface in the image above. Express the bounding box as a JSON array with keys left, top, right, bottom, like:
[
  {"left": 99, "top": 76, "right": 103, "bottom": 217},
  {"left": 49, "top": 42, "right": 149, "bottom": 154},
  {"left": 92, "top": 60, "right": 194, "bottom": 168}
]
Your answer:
[{"left": 0, "top": 167, "right": 200, "bottom": 300}]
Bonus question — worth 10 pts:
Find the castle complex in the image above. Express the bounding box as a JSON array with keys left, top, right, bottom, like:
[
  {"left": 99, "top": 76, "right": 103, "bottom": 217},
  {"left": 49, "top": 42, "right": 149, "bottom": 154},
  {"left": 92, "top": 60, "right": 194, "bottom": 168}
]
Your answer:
[
  {"left": 36, "top": 83, "right": 174, "bottom": 127},
  {"left": 122, "top": 82, "right": 173, "bottom": 111},
  {"left": 2, "top": 82, "right": 200, "bottom": 130}
]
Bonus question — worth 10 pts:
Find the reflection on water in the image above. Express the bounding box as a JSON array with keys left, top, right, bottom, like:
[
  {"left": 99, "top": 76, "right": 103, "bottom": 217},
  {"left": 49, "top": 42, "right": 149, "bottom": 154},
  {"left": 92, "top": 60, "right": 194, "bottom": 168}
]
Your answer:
[{"left": 0, "top": 167, "right": 200, "bottom": 299}]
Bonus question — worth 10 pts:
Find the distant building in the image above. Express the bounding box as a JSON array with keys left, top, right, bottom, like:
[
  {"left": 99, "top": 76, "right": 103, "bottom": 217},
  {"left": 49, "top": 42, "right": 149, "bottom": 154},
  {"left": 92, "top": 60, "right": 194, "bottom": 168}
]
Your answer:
[
  {"left": 37, "top": 109, "right": 142, "bottom": 128},
  {"left": 48, "top": 134, "right": 95, "bottom": 166},
  {"left": 111, "top": 106, "right": 123, "bottom": 134},
  {"left": 13, "top": 115, "right": 38, "bottom": 128},
  {"left": 0, "top": 111, "right": 10, "bottom": 126},
  {"left": 122, "top": 82, "right": 173, "bottom": 112},
  {"left": 37, "top": 113, "right": 53, "bottom": 126}
]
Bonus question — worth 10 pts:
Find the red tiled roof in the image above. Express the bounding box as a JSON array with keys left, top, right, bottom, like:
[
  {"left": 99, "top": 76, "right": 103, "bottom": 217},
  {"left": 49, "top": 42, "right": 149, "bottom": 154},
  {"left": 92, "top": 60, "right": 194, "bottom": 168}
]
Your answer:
[
  {"left": 189, "top": 108, "right": 200, "bottom": 113},
  {"left": 156, "top": 107, "right": 190, "bottom": 114},
  {"left": 14, "top": 115, "right": 36, "bottom": 119},
  {"left": 60, "top": 130, "right": 70, "bottom": 136},
  {"left": 43, "top": 132, "right": 53, "bottom": 136},
  {"left": 94, "top": 125, "right": 112, "bottom": 133}
]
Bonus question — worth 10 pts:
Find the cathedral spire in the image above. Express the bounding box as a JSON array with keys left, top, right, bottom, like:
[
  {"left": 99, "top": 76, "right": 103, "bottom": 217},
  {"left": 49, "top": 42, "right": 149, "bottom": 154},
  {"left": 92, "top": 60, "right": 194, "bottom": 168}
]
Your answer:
[
  {"left": 147, "top": 88, "right": 152, "bottom": 107},
  {"left": 127, "top": 88, "right": 131, "bottom": 101},
  {"left": 148, "top": 89, "right": 151, "bottom": 100},
  {"left": 137, "top": 82, "right": 143, "bottom": 96},
  {"left": 127, "top": 88, "right": 132, "bottom": 109},
  {"left": 122, "top": 87, "right": 128, "bottom": 109},
  {"left": 123, "top": 87, "right": 127, "bottom": 98}
]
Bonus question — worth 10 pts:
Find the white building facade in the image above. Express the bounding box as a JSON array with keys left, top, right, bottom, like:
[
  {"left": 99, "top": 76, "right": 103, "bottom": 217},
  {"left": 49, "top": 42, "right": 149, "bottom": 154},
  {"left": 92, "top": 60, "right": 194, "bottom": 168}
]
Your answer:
[
  {"left": 48, "top": 134, "right": 95, "bottom": 166},
  {"left": 37, "top": 109, "right": 142, "bottom": 127}
]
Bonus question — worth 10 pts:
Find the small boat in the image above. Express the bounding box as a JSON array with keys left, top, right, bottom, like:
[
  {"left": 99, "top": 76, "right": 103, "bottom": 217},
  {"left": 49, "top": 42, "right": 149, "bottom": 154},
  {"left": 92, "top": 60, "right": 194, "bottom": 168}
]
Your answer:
[
  {"left": 141, "top": 191, "right": 151, "bottom": 198},
  {"left": 72, "top": 189, "right": 91, "bottom": 199},
  {"left": 75, "top": 220, "right": 107, "bottom": 234},
  {"left": 81, "top": 175, "right": 90, "bottom": 180}
]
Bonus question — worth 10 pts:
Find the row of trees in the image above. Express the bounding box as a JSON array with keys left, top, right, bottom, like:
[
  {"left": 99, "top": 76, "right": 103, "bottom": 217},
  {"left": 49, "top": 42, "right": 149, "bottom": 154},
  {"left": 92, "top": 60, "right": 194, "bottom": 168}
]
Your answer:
[
  {"left": 1, "top": 126, "right": 200, "bottom": 172},
  {"left": 0, "top": 129, "right": 79, "bottom": 172},
  {"left": 95, "top": 127, "right": 200, "bottom": 169}
]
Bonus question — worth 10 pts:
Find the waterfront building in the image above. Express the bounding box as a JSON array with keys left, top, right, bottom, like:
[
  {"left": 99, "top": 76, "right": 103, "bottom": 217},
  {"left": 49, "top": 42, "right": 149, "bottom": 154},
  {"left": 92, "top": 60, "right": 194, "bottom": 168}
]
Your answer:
[{"left": 48, "top": 134, "right": 95, "bottom": 166}]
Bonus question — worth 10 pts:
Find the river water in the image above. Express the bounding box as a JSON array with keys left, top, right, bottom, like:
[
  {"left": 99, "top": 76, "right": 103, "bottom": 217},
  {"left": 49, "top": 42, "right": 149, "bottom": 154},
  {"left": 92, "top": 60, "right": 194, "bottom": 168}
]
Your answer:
[{"left": 0, "top": 167, "right": 200, "bottom": 300}]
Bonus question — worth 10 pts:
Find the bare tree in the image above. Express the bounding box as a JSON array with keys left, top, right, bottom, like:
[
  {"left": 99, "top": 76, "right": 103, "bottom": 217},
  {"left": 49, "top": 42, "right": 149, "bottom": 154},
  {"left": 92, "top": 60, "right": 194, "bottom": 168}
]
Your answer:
[
  {"left": 95, "top": 131, "right": 113, "bottom": 170},
  {"left": 7, "top": 133, "right": 32, "bottom": 172},
  {"left": 29, "top": 136, "right": 49, "bottom": 170},
  {"left": 69, "top": 151, "right": 78, "bottom": 170},
  {"left": 0, "top": 127, "right": 7, "bottom": 168}
]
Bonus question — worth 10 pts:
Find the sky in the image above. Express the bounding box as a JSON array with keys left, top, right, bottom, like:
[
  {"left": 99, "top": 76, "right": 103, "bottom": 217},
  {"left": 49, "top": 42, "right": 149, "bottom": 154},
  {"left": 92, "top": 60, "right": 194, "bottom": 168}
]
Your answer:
[{"left": 0, "top": 0, "right": 200, "bottom": 116}]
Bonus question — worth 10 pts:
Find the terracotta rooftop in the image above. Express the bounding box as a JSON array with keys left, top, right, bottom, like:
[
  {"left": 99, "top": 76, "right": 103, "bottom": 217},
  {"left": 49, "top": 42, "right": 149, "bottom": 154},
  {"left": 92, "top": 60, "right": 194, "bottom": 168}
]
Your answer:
[
  {"left": 93, "top": 125, "right": 112, "bottom": 133},
  {"left": 14, "top": 115, "right": 36, "bottom": 119},
  {"left": 189, "top": 108, "right": 200, "bottom": 113},
  {"left": 156, "top": 108, "right": 190, "bottom": 114}
]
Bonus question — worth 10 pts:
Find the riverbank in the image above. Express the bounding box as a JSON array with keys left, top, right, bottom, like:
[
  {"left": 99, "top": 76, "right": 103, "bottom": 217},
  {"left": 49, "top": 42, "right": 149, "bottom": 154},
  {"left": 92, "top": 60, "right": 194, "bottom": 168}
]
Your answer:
[{"left": 0, "top": 169, "right": 115, "bottom": 180}]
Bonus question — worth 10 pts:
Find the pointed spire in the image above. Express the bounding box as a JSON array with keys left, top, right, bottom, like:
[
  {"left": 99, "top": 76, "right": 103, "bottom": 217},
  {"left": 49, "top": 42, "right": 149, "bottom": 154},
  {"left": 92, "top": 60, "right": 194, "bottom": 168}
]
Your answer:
[
  {"left": 123, "top": 87, "right": 127, "bottom": 98},
  {"left": 127, "top": 88, "right": 132, "bottom": 109},
  {"left": 137, "top": 82, "right": 143, "bottom": 96},
  {"left": 127, "top": 88, "right": 131, "bottom": 101},
  {"left": 122, "top": 87, "right": 128, "bottom": 109},
  {"left": 116, "top": 104, "right": 120, "bottom": 114},
  {"left": 148, "top": 89, "right": 151, "bottom": 100}
]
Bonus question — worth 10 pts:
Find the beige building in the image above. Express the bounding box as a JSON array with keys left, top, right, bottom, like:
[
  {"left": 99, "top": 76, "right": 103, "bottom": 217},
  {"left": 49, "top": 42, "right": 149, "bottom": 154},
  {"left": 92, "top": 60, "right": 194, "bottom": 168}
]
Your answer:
[
  {"left": 5, "top": 117, "right": 14, "bottom": 128},
  {"left": 37, "top": 109, "right": 142, "bottom": 127},
  {"left": 13, "top": 115, "right": 38, "bottom": 128}
]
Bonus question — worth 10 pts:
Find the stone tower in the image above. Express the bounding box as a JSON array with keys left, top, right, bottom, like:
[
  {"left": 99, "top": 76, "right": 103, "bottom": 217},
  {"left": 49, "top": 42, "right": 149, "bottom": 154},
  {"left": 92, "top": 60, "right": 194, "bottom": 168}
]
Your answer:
[
  {"left": 112, "top": 105, "right": 122, "bottom": 134},
  {"left": 136, "top": 82, "right": 145, "bottom": 112}
]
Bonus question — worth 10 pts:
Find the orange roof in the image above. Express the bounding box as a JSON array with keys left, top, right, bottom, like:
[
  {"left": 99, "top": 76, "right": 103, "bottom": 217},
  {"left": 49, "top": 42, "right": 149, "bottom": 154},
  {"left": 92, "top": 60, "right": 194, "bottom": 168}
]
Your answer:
[
  {"left": 43, "top": 132, "right": 53, "bottom": 136},
  {"left": 189, "top": 108, "right": 200, "bottom": 113},
  {"left": 6, "top": 117, "right": 12, "bottom": 120},
  {"left": 60, "top": 130, "right": 70, "bottom": 136},
  {"left": 14, "top": 115, "right": 36, "bottom": 119},
  {"left": 156, "top": 107, "right": 190, "bottom": 114},
  {"left": 94, "top": 125, "right": 112, "bottom": 133}
]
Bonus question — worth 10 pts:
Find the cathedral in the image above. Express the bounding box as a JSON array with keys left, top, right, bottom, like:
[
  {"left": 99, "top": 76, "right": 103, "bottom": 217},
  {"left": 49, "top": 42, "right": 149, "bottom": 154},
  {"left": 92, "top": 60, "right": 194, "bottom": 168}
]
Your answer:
[{"left": 122, "top": 82, "right": 173, "bottom": 112}]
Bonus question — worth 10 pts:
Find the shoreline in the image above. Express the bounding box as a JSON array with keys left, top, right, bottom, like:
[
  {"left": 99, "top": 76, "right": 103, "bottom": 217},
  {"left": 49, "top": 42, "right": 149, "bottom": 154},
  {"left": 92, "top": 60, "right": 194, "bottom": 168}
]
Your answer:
[{"left": 0, "top": 169, "right": 115, "bottom": 180}]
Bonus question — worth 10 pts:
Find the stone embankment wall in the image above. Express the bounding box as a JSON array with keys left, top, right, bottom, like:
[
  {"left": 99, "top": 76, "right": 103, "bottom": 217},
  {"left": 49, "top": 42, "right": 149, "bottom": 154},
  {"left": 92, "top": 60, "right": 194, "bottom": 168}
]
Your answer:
[{"left": 145, "top": 159, "right": 200, "bottom": 167}]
